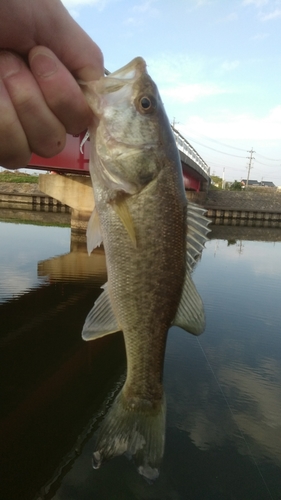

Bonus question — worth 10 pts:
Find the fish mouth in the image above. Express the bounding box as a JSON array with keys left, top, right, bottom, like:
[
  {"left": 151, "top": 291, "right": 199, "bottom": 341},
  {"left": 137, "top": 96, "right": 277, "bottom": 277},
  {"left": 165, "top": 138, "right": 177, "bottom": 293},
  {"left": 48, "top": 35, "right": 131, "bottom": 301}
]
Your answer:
[{"left": 102, "top": 57, "right": 147, "bottom": 92}]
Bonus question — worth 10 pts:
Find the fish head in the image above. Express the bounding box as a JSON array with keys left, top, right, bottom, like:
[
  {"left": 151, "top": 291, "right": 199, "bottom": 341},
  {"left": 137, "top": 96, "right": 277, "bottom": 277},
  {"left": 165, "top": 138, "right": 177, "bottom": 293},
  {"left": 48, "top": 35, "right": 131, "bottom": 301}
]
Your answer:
[{"left": 82, "top": 57, "right": 178, "bottom": 196}]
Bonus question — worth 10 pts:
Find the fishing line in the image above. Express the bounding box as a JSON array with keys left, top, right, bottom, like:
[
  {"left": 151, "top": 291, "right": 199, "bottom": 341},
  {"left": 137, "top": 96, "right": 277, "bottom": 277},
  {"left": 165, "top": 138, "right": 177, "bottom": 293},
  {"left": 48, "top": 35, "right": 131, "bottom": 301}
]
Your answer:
[{"left": 195, "top": 336, "right": 274, "bottom": 500}]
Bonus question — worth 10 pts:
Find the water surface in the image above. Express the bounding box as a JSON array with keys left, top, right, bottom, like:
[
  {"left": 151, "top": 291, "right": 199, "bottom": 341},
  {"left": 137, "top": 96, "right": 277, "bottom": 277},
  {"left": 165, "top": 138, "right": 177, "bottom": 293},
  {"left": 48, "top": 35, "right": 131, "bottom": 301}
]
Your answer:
[{"left": 1, "top": 219, "right": 281, "bottom": 500}]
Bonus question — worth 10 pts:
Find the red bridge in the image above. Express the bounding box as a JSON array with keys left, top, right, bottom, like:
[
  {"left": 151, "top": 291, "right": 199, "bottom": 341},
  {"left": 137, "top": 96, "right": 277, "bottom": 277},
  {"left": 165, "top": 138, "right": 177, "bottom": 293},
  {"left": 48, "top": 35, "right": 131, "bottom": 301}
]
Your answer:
[{"left": 28, "top": 127, "right": 210, "bottom": 192}]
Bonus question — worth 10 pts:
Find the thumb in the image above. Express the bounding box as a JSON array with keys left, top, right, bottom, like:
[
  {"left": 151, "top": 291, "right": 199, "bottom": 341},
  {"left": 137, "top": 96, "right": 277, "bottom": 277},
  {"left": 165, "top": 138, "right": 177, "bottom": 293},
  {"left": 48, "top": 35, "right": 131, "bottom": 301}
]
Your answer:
[{"left": 36, "top": 0, "right": 104, "bottom": 82}]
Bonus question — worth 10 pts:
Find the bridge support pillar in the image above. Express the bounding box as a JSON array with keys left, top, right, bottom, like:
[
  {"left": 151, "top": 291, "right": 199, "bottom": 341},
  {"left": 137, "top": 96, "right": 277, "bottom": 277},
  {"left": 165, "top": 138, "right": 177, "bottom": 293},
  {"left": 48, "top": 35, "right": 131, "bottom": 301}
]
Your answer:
[
  {"left": 39, "top": 173, "right": 94, "bottom": 235},
  {"left": 71, "top": 208, "right": 92, "bottom": 234}
]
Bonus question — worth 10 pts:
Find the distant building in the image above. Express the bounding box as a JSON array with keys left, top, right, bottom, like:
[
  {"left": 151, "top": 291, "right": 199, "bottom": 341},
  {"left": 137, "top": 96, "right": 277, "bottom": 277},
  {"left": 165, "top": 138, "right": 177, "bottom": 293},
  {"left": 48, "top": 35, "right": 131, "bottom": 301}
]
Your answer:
[
  {"left": 241, "top": 179, "right": 276, "bottom": 188},
  {"left": 260, "top": 181, "right": 276, "bottom": 188}
]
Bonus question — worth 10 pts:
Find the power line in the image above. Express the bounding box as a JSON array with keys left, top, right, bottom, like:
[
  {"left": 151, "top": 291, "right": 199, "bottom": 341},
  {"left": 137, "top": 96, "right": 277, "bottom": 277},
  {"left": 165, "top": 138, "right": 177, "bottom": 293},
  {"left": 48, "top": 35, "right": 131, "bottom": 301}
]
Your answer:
[
  {"left": 189, "top": 133, "right": 248, "bottom": 152},
  {"left": 186, "top": 137, "right": 246, "bottom": 158},
  {"left": 256, "top": 153, "right": 281, "bottom": 161},
  {"left": 255, "top": 159, "right": 281, "bottom": 168},
  {"left": 186, "top": 132, "right": 281, "bottom": 162}
]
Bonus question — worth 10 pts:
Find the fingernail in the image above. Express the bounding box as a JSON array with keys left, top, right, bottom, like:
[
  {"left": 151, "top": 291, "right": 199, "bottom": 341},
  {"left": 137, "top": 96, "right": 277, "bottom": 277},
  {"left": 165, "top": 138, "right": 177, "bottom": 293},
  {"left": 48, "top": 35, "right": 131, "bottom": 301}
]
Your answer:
[
  {"left": 30, "top": 52, "right": 58, "bottom": 78},
  {"left": 0, "top": 51, "right": 22, "bottom": 78}
]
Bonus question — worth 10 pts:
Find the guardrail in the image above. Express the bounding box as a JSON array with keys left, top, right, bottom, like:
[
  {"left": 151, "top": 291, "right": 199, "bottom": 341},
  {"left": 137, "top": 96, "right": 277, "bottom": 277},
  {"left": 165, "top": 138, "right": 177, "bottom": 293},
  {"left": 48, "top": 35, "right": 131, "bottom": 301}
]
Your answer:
[{"left": 171, "top": 126, "right": 210, "bottom": 177}]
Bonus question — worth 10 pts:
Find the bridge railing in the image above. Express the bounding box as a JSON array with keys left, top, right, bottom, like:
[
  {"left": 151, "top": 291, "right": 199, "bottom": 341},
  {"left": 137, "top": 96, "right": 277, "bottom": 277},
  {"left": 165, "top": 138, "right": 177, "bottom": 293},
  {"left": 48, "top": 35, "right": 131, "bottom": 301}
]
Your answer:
[{"left": 171, "top": 126, "right": 210, "bottom": 177}]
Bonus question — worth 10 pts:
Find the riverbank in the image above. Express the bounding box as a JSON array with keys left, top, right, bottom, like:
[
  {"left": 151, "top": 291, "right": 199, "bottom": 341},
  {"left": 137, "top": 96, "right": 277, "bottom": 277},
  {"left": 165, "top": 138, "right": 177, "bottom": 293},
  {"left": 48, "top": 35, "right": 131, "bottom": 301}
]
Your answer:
[
  {"left": 204, "top": 190, "right": 281, "bottom": 226},
  {"left": 1, "top": 182, "right": 281, "bottom": 228},
  {"left": 0, "top": 182, "right": 71, "bottom": 226},
  {"left": 0, "top": 182, "right": 42, "bottom": 195},
  {"left": 0, "top": 182, "right": 70, "bottom": 213}
]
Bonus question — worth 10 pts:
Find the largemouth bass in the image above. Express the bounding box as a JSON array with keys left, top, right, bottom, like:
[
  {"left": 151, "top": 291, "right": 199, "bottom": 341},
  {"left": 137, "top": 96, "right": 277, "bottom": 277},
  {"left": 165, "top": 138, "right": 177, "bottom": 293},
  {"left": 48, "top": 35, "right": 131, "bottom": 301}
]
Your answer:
[{"left": 81, "top": 57, "right": 210, "bottom": 480}]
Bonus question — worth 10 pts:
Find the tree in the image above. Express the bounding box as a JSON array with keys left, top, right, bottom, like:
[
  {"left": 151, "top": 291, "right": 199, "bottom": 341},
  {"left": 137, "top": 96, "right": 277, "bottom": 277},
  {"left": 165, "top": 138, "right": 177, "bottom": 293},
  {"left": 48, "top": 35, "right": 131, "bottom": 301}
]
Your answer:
[
  {"left": 211, "top": 175, "right": 223, "bottom": 189},
  {"left": 230, "top": 180, "right": 242, "bottom": 191}
]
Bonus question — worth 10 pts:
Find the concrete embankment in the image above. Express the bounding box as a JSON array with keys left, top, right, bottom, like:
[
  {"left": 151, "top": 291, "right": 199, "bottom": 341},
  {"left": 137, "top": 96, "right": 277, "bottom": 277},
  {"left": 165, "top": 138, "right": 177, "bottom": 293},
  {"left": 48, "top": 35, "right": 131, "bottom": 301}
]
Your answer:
[
  {"left": 1, "top": 182, "right": 281, "bottom": 229},
  {"left": 0, "top": 182, "right": 70, "bottom": 211},
  {"left": 0, "top": 182, "right": 71, "bottom": 225},
  {"left": 187, "top": 189, "right": 281, "bottom": 228},
  {"left": 206, "top": 190, "right": 281, "bottom": 227}
]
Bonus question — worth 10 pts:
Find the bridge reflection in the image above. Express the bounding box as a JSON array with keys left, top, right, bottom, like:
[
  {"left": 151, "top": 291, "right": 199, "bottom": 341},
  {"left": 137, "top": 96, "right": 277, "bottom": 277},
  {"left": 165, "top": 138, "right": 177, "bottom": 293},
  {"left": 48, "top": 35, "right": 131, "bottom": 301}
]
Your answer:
[{"left": 0, "top": 241, "right": 126, "bottom": 500}]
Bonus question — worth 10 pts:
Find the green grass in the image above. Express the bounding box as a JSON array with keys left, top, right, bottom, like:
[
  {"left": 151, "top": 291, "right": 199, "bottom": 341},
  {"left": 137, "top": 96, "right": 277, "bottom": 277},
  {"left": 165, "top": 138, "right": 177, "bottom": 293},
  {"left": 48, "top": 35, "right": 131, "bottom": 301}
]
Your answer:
[{"left": 0, "top": 170, "right": 38, "bottom": 183}]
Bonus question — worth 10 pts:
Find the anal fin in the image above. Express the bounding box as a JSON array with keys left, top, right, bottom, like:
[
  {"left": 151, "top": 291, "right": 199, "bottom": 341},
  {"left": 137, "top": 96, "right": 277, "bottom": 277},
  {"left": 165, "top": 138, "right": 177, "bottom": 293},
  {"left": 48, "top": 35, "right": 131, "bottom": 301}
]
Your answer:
[
  {"left": 172, "top": 270, "right": 205, "bottom": 335},
  {"left": 82, "top": 283, "right": 120, "bottom": 341}
]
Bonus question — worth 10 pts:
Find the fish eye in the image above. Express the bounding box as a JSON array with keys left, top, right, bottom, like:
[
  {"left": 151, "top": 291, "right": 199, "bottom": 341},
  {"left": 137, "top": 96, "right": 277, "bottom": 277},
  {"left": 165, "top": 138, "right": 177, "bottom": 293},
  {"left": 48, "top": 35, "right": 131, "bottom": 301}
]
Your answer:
[
  {"left": 138, "top": 95, "right": 157, "bottom": 114},
  {"left": 140, "top": 97, "right": 151, "bottom": 109}
]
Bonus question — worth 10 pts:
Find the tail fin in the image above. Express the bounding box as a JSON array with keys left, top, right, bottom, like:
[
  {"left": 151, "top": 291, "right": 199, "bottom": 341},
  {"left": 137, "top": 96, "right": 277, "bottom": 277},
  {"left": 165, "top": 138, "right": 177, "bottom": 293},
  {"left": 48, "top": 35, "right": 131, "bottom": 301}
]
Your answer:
[{"left": 92, "top": 390, "right": 166, "bottom": 480}]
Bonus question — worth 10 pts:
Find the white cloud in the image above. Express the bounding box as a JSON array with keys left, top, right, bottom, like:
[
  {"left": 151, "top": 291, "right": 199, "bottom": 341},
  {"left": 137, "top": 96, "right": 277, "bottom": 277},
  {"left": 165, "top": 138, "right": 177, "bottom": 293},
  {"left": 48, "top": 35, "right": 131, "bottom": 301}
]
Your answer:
[
  {"left": 161, "top": 83, "right": 226, "bottom": 104},
  {"left": 242, "top": 0, "right": 281, "bottom": 21},
  {"left": 193, "top": 0, "right": 214, "bottom": 6},
  {"left": 216, "top": 12, "right": 238, "bottom": 23},
  {"left": 124, "top": 0, "right": 159, "bottom": 25},
  {"left": 61, "top": 0, "right": 104, "bottom": 8},
  {"left": 180, "top": 105, "right": 281, "bottom": 142},
  {"left": 68, "top": 8, "right": 80, "bottom": 18},
  {"left": 260, "top": 8, "right": 281, "bottom": 20},
  {"left": 221, "top": 60, "right": 240, "bottom": 71},
  {"left": 132, "top": 0, "right": 159, "bottom": 14},
  {"left": 251, "top": 32, "right": 270, "bottom": 40},
  {"left": 146, "top": 55, "right": 228, "bottom": 104},
  {"left": 243, "top": 0, "right": 269, "bottom": 6},
  {"left": 147, "top": 53, "right": 208, "bottom": 88},
  {"left": 124, "top": 16, "right": 135, "bottom": 24}
]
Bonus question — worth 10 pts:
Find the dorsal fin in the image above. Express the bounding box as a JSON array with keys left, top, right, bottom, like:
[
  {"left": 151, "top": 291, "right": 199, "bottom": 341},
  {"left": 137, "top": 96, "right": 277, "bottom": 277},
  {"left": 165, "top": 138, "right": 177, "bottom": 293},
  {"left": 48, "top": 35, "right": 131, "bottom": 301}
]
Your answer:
[
  {"left": 186, "top": 202, "right": 211, "bottom": 271},
  {"left": 172, "top": 202, "right": 210, "bottom": 335}
]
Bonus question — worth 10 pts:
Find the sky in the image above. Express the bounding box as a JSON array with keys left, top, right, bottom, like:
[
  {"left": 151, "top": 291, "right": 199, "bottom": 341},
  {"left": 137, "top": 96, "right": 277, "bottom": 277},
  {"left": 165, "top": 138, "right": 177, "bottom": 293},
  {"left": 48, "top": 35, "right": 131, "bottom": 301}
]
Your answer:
[{"left": 61, "top": 0, "right": 281, "bottom": 185}]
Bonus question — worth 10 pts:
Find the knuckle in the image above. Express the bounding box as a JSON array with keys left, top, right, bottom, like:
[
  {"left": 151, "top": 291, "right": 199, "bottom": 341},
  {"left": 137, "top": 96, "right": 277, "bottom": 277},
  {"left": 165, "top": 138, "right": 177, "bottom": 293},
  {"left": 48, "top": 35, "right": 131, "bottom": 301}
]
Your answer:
[
  {"left": 0, "top": 51, "right": 22, "bottom": 80},
  {"left": 14, "top": 86, "right": 40, "bottom": 116}
]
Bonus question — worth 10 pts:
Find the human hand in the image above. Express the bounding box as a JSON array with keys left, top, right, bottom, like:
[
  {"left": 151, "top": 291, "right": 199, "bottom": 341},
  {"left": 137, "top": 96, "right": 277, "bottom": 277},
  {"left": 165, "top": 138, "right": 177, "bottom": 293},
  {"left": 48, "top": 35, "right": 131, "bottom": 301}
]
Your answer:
[{"left": 0, "top": 0, "right": 103, "bottom": 168}]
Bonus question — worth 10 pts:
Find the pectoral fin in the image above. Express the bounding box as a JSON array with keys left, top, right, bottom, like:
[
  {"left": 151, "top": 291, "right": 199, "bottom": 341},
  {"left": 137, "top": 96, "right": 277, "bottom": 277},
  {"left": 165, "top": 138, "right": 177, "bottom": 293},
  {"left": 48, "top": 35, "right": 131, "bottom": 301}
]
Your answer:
[
  {"left": 111, "top": 198, "right": 137, "bottom": 248},
  {"left": 172, "top": 270, "right": 205, "bottom": 336},
  {"left": 87, "top": 207, "right": 103, "bottom": 255},
  {"left": 82, "top": 283, "right": 120, "bottom": 341}
]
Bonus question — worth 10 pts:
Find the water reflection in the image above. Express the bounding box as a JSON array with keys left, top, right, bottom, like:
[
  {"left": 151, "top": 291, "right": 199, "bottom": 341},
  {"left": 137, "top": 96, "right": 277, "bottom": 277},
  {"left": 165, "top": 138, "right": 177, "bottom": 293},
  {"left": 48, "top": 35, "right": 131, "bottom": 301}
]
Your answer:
[
  {"left": 0, "top": 221, "right": 70, "bottom": 302},
  {"left": 1, "top": 220, "right": 281, "bottom": 499}
]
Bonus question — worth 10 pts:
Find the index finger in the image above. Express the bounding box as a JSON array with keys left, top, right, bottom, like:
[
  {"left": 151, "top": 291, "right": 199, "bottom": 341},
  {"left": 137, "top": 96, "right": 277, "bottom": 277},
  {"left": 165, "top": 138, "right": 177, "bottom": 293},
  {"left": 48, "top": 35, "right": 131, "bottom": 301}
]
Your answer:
[{"left": 29, "top": 46, "right": 93, "bottom": 135}]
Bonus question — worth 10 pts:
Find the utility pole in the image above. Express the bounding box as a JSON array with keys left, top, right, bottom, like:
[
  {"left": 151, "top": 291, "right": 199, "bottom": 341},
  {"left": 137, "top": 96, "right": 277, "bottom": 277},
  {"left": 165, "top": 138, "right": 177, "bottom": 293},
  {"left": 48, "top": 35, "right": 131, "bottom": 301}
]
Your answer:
[
  {"left": 246, "top": 148, "right": 255, "bottom": 188},
  {"left": 172, "top": 117, "right": 179, "bottom": 129},
  {"left": 222, "top": 167, "right": 225, "bottom": 189}
]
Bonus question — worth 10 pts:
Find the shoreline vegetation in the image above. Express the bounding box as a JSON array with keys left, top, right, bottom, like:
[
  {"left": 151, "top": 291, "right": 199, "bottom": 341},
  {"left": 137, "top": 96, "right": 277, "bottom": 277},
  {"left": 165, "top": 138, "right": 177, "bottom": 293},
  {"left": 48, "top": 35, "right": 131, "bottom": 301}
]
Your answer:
[{"left": 0, "top": 170, "right": 38, "bottom": 184}]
